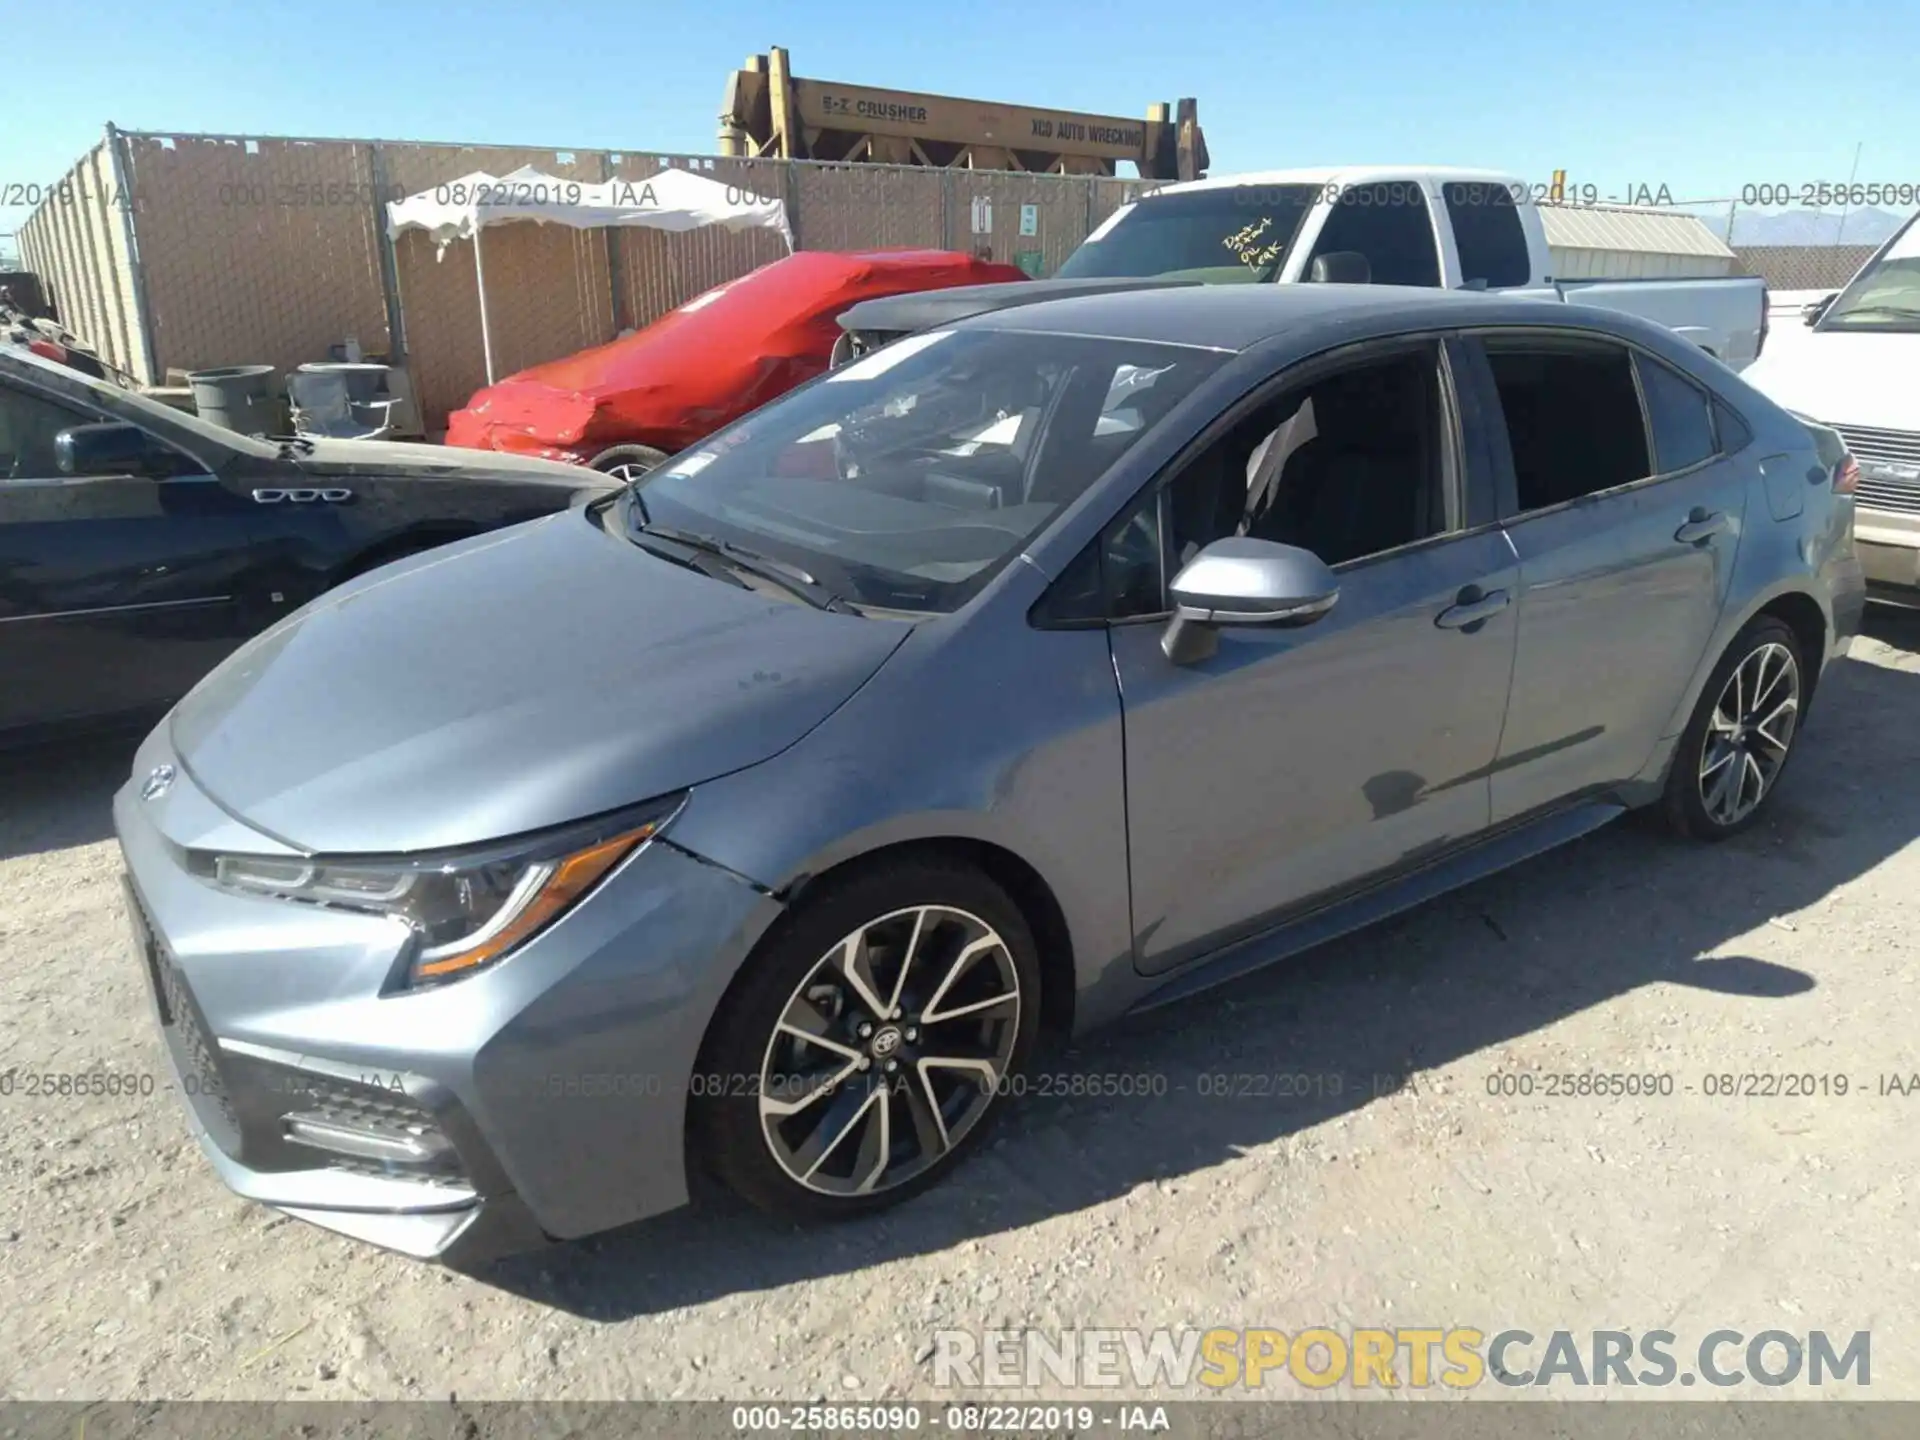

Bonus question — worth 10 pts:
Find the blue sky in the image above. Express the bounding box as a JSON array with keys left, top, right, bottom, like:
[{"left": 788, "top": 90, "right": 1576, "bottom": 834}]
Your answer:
[{"left": 3, "top": 0, "right": 1916, "bottom": 255}]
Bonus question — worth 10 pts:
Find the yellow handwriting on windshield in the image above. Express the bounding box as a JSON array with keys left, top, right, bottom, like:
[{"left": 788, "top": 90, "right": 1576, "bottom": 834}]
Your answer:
[{"left": 1223, "top": 217, "right": 1285, "bottom": 271}]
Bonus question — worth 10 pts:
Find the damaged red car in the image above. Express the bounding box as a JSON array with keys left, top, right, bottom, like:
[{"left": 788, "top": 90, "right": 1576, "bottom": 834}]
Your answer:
[{"left": 444, "top": 249, "right": 1026, "bottom": 476}]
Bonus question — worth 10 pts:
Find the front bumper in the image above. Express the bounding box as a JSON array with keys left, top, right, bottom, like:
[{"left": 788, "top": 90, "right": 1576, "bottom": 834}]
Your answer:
[
  {"left": 114, "top": 730, "right": 780, "bottom": 1262},
  {"left": 1857, "top": 508, "right": 1920, "bottom": 598}
]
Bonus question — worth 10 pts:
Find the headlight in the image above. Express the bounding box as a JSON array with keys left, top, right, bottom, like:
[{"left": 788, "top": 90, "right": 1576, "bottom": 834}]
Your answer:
[{"left": 196, "top": 795, "right": 685, "bottom": 987}]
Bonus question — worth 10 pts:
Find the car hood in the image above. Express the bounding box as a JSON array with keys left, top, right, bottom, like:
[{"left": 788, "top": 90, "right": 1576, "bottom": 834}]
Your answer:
[
  {"left": 1743, "top": 331, "right": 1920, "bottom": 432},
  {"left": 167, "top": 507, "right": 911, "bottom": 854},
  {"left": 290, "top": 436, "right": 601, "bottom": 484}
]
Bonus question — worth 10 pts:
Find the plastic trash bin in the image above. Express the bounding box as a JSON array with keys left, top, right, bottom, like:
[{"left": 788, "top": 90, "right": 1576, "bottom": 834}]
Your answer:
[{"left": 187, "top": 365, "right": 278, "bottom": 436}]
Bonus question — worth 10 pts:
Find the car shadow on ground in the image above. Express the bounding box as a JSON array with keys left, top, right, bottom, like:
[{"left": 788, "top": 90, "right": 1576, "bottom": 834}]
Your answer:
[
  {"left": 484, "top": 612, "right": 1920, "bottom": 1318},
  {"left": 0, "top": 730, "right": 139, "bottom": 861}
]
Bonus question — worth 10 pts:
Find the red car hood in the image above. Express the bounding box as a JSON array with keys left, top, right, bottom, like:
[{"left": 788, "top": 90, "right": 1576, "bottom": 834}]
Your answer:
[{"left": 446, "top": 249, "right": 1026, "bottom": 459}]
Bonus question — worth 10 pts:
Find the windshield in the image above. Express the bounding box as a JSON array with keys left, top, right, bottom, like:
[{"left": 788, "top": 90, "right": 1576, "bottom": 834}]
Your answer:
[
  {"left": 633, "top": 327, "right": 1225, "bottom": 614},
  {"left": 1820, "top": 213, "right": 1920, "bottom": 332},
  {"left": 1057, "top": 185, "right": 1318, "bottom": 283}
]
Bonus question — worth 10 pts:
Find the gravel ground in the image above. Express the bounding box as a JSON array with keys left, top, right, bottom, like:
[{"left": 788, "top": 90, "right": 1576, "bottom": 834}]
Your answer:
[{"left": 3, "top": 606, "right": 1918, "bottom": 1404}]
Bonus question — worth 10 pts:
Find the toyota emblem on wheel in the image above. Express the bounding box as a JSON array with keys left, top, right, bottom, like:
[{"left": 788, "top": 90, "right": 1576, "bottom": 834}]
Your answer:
[{"left": 140, "top": 765, "right": 175, "bottom": 801}]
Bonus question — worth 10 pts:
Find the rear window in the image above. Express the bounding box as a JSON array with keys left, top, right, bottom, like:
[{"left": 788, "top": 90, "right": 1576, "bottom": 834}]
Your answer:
[
  {"left": 1485, "top": 339, "right": 1651, "bottom": 512},
  {"left": 1635, "top": 355, "right": 1716, "bottom": 473},
  {"left": 1443, "top": 182, "right": 1532, "bottom": 288}
]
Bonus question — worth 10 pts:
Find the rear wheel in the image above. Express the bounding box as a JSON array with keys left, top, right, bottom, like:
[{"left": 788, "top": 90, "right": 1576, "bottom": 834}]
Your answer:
[
  {"left": 692, "top": 859, "right": 1040, "bottom": 1220},
  {"left": 1659, "top": 616, "right": 1804, "bottom": 839},
  {"left": 587, "top": 443, "right": 670, "bottom": 482}
]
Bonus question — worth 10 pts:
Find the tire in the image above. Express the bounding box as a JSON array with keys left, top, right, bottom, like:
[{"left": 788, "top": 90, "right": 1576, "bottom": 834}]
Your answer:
[
  {"left": 587, "top": 443, "right": 669, "bottom": 481},
  {"left": 1658, "top": 616, "right": 1805, "bottom": 840},
  {"left": 691, "top": 858, "right": 1041, "bottom": 1221}
]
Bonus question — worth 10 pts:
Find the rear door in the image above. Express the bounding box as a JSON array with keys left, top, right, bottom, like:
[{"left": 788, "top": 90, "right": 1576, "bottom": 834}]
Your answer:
[
  {"left": 1463, "top": 331, "right": 1751, "bottom": 822},
  {"left": 0, "top": 376, "right": 261, "bottom": 735},
  {"left": 1097, "top": 336, "right": 1520, "bottom": 974}
]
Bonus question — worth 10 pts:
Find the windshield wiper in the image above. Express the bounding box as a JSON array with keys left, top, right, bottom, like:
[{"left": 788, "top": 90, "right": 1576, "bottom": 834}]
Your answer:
[
  {"left": 274, "top": 435, "right": 316, "bottom": 458},
  {"left": 630, "top": 511, "right": 854, "bottom": 612}
]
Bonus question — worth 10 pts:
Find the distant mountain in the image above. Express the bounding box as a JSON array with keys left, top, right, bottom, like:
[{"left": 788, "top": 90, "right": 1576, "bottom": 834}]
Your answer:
[{"left": 1685, "top": 205, "right": 1908, "bottom": 248}]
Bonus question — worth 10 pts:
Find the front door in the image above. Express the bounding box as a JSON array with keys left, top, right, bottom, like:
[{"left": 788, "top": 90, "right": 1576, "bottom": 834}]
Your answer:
[
  {"left": 1103, "top": 341, "right": 1520, "bottom": 975},
  {"left": 0, "top": 378, "right": 260, "bottom": 735}
]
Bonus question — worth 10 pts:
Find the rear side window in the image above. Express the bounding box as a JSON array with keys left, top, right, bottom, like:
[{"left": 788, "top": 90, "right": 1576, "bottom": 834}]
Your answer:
[
  {"left": 1714, "top": 400, "right": 1753, "bottom": 455},
  {"left": 1308, "top": 183, "right": 1442, "bottom": 287},
  {"left": 1635, "top": 356, "right": 1716, "bottom": 473},
  {"left": 1484, "top": 340, "right": 1651, "bottom": 512},
  {"left": 1443, "top": 183, "right": 1532, "bottom": 288}
]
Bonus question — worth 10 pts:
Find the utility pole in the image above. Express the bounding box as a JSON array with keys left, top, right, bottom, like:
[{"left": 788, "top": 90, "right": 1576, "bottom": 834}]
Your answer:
[{"left": 1835, "top": 141, "right": 1864, "bottom": 245}]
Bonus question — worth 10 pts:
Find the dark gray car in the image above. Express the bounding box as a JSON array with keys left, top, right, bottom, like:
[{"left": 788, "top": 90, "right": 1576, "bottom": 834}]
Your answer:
[{"left": 113, "top": 286, "right": 1866, "bottom": 1262}]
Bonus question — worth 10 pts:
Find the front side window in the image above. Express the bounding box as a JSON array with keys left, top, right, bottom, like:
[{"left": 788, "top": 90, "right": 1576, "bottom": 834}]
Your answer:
[
  {"left": 1307, "top": 183, "right": 1443, "bottom": 288},
  {"left": 0, "top": 383, "right": 89, "bottom": 480},
  {"left": 1819, "top": 215, "right": 1920, "bottom": 332},
  {"left": 1057, "top": 185, "right": 1319, "bottom": 284},
  {"left": 1484, "top": 339, "right": 1650, "bottom": 513},
  {"left": 1101, "top": 348, "right": 1451, "bottom": 618},
  {"left": 633, "top": 328, "right": 1226, "bottom": 614}
]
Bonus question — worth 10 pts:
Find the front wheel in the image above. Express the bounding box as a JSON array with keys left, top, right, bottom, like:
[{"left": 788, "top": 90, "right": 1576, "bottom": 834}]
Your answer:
[
  {"left": 692, "top": 859, "right": 1040, "bottom": 1220},
  {"left": 1659, "top": 616, "right": 1804, "bottom": 839}
]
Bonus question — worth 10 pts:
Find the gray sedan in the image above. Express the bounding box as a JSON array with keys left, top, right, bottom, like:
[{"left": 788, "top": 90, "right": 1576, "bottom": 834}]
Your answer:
[{"left": 114, "top": 285, "right": 1866, "bottom": 1261}]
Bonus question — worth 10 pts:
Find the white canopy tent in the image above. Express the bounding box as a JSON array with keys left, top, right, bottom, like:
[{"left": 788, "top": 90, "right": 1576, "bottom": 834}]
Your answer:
[{"left": 385, "top": 164, "right": 794, "bottom": 383}]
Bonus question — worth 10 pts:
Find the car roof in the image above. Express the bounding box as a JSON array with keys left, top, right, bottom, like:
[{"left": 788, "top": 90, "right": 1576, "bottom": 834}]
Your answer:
[
  {"left": 1151, "top": 164, "right": 1521, "bottom": 195},
  {"left": 950, "top": 283, "right": 1630, "bottom": 354}
]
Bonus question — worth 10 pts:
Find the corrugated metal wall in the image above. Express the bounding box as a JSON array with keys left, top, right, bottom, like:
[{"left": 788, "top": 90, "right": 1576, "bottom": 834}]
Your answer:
[{"left": 20, "top": 130, "right": 1157, "bottom": 429}]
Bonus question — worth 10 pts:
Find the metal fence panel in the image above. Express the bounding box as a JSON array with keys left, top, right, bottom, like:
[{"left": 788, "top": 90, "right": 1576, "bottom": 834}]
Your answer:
[
  {"left": 116, "top": 135, "right": 391, "bottom": 385},
  {"left": 792, "top": 162, "right": 948, "bottom": 253}
]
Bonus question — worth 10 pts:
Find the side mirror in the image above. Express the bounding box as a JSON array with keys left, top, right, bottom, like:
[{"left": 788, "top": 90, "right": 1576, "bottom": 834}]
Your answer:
[
  {"left": 1804, "top": 293, "right": 1837, "bottom": 327},
  {"left": 1307, "top": 251, "right": 1371, "bottom": 285},
  {"left": 1161, "top": 537, "right": 1339, "bottom": 664},
  {"left": 56, "top": 422, "right": 165, "bottom": 477}
]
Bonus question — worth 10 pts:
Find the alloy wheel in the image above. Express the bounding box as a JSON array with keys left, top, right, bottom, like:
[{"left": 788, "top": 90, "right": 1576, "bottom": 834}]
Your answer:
[
  {"left": 1698, "top": 640, "right": 1800, "bottom": 827},
  {"left": 758, "top": 905, "right": 1021, "bottom": 1197}
]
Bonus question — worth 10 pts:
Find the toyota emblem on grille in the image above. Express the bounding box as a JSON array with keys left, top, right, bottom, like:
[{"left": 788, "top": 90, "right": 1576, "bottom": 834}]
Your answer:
[{"left": 141, "top": 764, "right": 176, "bottom": 801}]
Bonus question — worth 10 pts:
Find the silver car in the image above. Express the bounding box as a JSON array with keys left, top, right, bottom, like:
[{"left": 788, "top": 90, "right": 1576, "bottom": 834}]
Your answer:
[{"left": 114, "top": 286, "right": 1866, "bottom": 1261}]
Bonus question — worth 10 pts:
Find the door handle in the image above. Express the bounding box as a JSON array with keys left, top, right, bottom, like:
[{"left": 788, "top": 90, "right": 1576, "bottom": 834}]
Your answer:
[
  {"left": 1436, "top": 586, "right": 1511, "bottom": 630},
  {"left": 1675, "top": 507, "right": 1727, "bottom": 545}
]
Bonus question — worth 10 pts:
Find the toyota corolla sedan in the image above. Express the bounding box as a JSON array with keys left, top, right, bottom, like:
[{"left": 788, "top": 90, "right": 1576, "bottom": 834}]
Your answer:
[{"left": 115, "top": 285, "right": 1865, "bottom": 1262}]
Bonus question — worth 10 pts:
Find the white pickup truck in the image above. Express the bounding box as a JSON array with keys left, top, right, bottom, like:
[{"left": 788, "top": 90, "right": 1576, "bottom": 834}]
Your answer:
[
  {"left": 1743, "top": 210, "right": 1920, "bottom": 603},
  {"left": 837, "top": 166, "right": 1769, "bottom": 370}
]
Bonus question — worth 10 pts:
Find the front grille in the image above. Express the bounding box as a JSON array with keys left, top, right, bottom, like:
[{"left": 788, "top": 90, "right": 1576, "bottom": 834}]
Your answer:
[
  {"left": 1834, "top": 423, "right": 1920, "bottom": 467},
  {"left": 1833, "top": 424, "right": 1920, "bottom": 515},
  {"left": 281, "top": 1074, "right": 465, "bottom": 1180},
  {"left": 127, "top": 881, "right": 241, "bottom": 1141},
  {"left": 286, "top": 1075, "right": 439, "bottom": 1139}
]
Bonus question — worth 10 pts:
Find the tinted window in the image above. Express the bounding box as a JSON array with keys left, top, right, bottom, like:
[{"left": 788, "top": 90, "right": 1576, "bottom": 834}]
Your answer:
[
  {"left": 1308, "top": 183, "right": 1441, "bottom": 288},
  {"left": 1636, "top": 356, "right": 1716, "bottom": 472},
  {"left": 0, "top": 383, "right": 88, "bottom": 479},
  {"left": 635, "top": 329, "right": 1225, "bottom": 615},
  {"left": 1443, "top": 183, "right": 1532, "bottom": 287},
  {"left": 1485, "top": 341, "right": 1650, "bottom": 512},
  {"left": 1714, "top": 399, "right": 1753, "bottom": 455},
  {"left": 1056, "top": 185, "right": 1318, "bottom": 283},
  {"left": 1105, "top": 349, "right": 1448, "bottom": 617}
]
